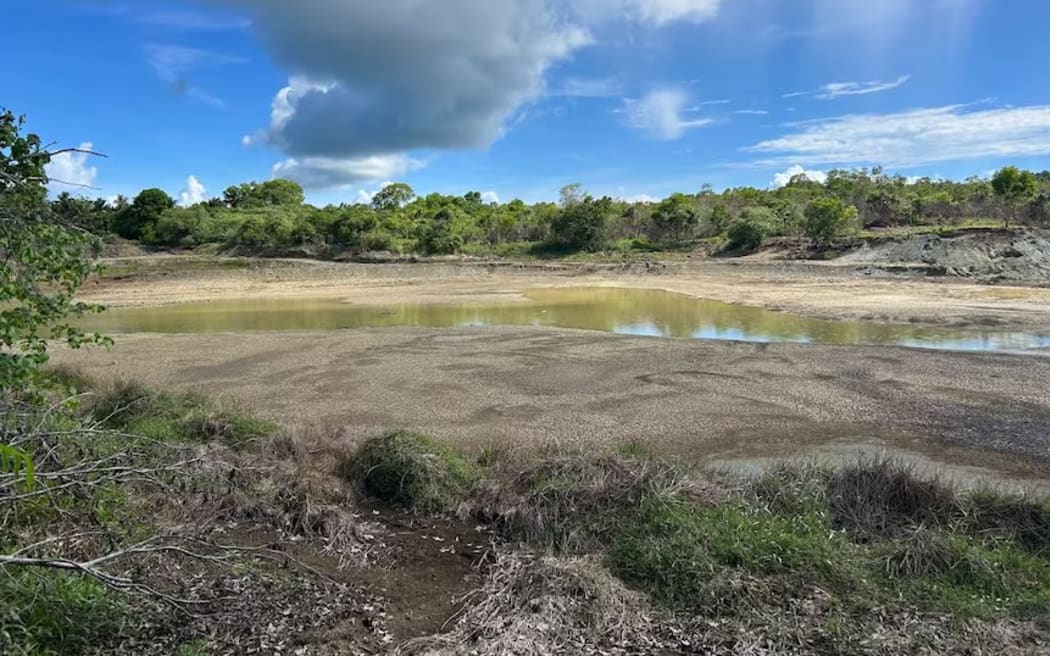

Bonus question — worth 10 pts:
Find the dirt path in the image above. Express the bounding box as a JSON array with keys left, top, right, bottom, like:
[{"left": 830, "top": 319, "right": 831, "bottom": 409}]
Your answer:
[
  {"left": 80, "top": 256, "right": 1050, "bottom": 332},
  {"left": 54, "top": 326, "right": 1050, "bottom": 489}
]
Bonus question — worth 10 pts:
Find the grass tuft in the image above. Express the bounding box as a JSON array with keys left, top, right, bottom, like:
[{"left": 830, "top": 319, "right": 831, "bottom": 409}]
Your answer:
[
  {"left": 89, "top": 380, "right": 278, "bottom": 447},
  {"left": 339, "top": 431, "right": 480, "bottom": 512},
  {"left": 825, "top": 458, "right": 955, "bottom": 539},
  {"left": 469, "top": 453, "right": 690, "bottom": 551}
]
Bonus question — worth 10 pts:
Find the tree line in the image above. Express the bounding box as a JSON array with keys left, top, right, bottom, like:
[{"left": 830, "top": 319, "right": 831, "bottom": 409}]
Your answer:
[{"left": 52, "top": 166, "right": 1050, "bottom": 258}]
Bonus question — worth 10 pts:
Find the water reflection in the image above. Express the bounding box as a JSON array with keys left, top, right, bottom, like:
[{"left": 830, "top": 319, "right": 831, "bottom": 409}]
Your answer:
[{"left": 79, "top": 287, "right": 1050, "bottom": 352}]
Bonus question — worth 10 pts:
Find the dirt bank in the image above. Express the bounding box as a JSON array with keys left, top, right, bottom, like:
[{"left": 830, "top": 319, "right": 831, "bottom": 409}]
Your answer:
[
  {"left": 837, "top": 228, "right": 1050, "bottom": 283},
  {"left": 54, "top": 326, "right": 1050, "bottom": 488},
  {"left": 81, "top": 256, "right": 1050, "bottom": 332}
]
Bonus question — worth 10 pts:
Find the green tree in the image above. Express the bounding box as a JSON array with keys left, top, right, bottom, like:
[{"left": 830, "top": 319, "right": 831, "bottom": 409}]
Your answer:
[
  {"left": 652, "top": 193, "right": 699, "bottom": 245},
  {"left": 372, "top": 183, "right": 415, "bottom": 211},
  {"left": 726, "top": 207, "right": 776, "bottom": 252},
  {"left": 991, "top": 166, "right": 1037, "bottom": 228},
  {"left": 803, "top": 196, "right": 858, "bottom": 248},
  {"left": 549, "top": 196, "right": 610, "bottom": 251},
  {"left": 223, "top": 180, "right": 305, "bottom": 208},
  {"left": 420, "top": 207, "right": 463, "bottom": 254},
  {"left": 0, "top": 109, "right": 107, "bottom": 396},
  {"left": 113, "top": 188, "right": 174, "bottom": 240}
]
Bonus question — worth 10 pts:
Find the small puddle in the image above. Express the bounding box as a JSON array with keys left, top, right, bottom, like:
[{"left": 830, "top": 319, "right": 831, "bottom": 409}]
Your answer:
[{"left": 80, "top": 287, "right": 1050, "bottom": 352}]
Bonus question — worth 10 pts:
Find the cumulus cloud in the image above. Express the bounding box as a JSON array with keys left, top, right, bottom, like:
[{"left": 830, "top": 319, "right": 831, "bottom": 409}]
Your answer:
[
  {"left": 771, "top": 165, "right": 828, "bottom": 188},
  {"left": 227, "top": 0, "right": 589, "bottom": 162},
  {"left": 748, "top": 104, "right": 1050, "bottom": 167},
  {"left": 272, "top": 154, "right": 425, "bottom": 190},
  {"left": 179, "top": 175, "right": 207, "bottom": 206},
  {"left": 209, "top": 0, "right": 727, "bottom": 188},
  {"left": 481, "top": 191, "right": 501, "bottom": 204},
  {"left": 45, "top": 143, "right": 98, "bottom": 192},
  {"left": 623, "top": 89, "right": 713, "bottom": 140}
]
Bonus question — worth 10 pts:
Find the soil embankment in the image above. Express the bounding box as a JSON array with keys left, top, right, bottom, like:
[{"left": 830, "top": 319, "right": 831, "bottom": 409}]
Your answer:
[{"left": 837, "top": 228, "right": 1050, "bottom": 283}]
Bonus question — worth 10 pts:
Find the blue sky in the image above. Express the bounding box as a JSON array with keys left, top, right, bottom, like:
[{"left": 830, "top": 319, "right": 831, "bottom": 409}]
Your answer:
[{"left": 7, "top": 0, "right": 1050, "bottom": 205}]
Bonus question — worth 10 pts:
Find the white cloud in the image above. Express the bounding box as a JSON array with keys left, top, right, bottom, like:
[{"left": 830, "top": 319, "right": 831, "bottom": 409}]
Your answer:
[
  {"left": 45, "top": 143, "right": 98, "bottom": 192},
  {"left": 211, "top": 0, "right": 729, "bottom": 188},
  {"left": 624, "top": 89, "right": 713, "bottom": 140},
  {"left": 552, "top": 77, "right": 622, "bottom": 98},
  {"left": 179, "top": 175, "right": 207, "bottom": 206},
  {"left": 272, "top": 154, "right": 425, "bottom": 189},
  {"left": 735, "top": 109, "right": 769, "bottom": 115},
  {"left": 576, "top": 0, "right": 721, "bottom": 25},
  {"left": 481, "top": 191, "right": 500, "bottom": 204},
  {"left": 783, "top": 75, "right": 911, "bottom": 101},
  {"left": 771, "top": 165, "right": 828, "bottom": 188},
  {"left": 817, "top": 75, "right": 911, "bottom": 99},
  {"left": 231, "top": 1, "right": 590, "bottom": 164},
  {"left": 748, "top": 104, "right": 1050, "bottom": 167}
]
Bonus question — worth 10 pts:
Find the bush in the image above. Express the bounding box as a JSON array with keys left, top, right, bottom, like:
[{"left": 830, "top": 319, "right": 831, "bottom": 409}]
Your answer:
[
  {"left": 339, "top": 431, "right": 479, "bottom": 512},
  {"left": 549, "top": 197, "right": 611, "bottom": 252},
  {"left": 803, "top": 196, "right": 858, "bottom": 247},
  {"left": 725, "top": 207, "right": 776, "bottom": 251}
]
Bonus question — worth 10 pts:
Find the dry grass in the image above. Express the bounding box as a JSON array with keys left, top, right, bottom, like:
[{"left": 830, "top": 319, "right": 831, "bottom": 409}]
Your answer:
[
  {"left": 825, "top": 458, "right": 956, "bottom": 540},
  {"left": 465, "top": 452, "right": 703, "bottom": 551},
  {"left": 399, "top": 553, "right": 655, "bottom": 656}
]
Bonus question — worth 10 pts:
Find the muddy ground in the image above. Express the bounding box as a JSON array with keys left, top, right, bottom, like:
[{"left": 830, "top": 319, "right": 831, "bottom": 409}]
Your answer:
[{"left": 62, "top": 257, "right": 1050, "bottom": 488}]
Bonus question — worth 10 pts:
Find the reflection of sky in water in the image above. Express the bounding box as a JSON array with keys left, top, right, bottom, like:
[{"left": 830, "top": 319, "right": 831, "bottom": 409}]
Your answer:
[{"left": 82, "top": 287, "right": 1050, "bottom": 355}]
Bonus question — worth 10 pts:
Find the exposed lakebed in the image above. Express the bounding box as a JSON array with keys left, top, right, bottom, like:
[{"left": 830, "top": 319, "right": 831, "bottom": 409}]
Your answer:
[{"left": 80, "top": 287, "right": 1050, "bottom": 352}]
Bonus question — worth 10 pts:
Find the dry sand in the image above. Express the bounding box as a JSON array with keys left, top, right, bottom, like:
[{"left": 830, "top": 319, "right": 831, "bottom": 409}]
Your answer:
[{"left": 58, "top": 256, "right": 1050, "bottom": 488}]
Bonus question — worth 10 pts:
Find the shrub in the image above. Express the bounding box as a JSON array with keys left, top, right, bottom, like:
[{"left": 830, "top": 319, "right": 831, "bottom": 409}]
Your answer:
[
  {"left": 549, "top": 197, "right": 611, "bottom": 252},
  {"left": 725, "top": 207, "right": 776, "bottom": 251},
  {"left": 803, "top": 196, "right": 859, "bottom": 247},
  {"left": 339, "top": 431, "right": 479, "bottom": 512}
]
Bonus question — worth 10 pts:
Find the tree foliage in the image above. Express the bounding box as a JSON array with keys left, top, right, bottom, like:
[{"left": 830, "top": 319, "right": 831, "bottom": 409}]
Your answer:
[
  {"left": 652, "top": 193, "right": 699, "bottom": 245},
  {"left": 803, "top": 196, "right": 859, "bottom": 247},
  {"left": 992, "top": 166, "right": 1038, "bottom": 227},
  {"left": 0, "top": 109, "right": 107, "bottom": 397},
  {"left": 549, "top": 195, "right": 611, "bottom": 252}
]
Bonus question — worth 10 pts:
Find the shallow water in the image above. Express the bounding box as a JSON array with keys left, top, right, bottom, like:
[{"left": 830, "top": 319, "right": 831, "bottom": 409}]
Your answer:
[{"left": 80, "top": 287, "right": 1050, "bottom": 352}]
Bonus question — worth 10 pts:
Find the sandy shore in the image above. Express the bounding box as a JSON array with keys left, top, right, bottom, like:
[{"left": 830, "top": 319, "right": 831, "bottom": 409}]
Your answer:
[{"left": 59, "top": 256, "right": 1050, "bottom": 488}]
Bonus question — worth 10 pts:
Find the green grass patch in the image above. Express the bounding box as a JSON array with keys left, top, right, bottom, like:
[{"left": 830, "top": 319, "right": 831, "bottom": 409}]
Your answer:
[
  {"left": 609, "top": 461, "right": 1050, "bottom": 622},
  {"left": 0, "top": 569, "right": 126, "bottom": 656},
  {"left": 339, "top": 431, "right": 480, "bottom": 512},
  {"left": 608, "top": 498, "right": 858, "bottom": 613},
  {"left": 89, "top": 381, "right": 278, "bottom": 447}
]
